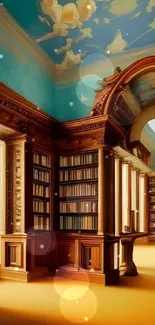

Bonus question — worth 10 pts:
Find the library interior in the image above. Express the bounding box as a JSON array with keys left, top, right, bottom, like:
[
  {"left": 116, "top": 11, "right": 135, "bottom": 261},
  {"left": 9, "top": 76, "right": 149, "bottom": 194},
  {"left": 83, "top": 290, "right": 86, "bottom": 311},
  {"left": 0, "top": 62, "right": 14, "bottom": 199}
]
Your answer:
[{"left": 1, "top": 1, "right": 155, "bottom": 324}]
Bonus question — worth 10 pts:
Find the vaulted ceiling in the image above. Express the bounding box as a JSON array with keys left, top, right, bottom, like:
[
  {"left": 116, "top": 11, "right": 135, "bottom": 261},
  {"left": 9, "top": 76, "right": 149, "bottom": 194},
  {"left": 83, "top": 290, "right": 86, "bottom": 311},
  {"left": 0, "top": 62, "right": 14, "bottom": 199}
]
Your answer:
[
  {"left": 1, "top": 0, "right": 155, "bottom": 122},
  {"left": 2, "top": 0, "right": 155, "bottom": 76}
]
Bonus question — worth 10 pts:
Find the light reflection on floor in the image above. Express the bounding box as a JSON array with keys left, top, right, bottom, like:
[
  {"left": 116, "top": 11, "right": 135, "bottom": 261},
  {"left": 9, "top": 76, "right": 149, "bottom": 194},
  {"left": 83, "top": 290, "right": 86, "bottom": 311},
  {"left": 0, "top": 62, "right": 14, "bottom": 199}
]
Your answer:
[{"left": 0, "top": 245, "right": 155, "bottom": 325}]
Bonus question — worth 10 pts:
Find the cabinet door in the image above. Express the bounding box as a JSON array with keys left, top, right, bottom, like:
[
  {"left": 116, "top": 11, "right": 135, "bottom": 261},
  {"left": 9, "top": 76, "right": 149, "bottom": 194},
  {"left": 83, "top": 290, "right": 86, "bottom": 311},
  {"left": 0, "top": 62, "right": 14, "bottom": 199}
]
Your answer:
[
  {"left": 58, "top": 243, "right": 74, "bottom": 265},
  {"left": 91, "top": 246, "right": 100, "bottom": 270}
]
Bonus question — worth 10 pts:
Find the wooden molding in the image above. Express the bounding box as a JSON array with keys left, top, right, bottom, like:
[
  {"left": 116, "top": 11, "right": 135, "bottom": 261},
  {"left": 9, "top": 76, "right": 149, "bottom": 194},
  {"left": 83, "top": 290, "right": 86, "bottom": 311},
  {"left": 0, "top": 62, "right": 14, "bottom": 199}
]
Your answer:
[
  {"left": 0, "top": 82, "right": 126, "bottom": 149},
  {"left": 0, "top": 82, "right": 57, "bottom": 141}
]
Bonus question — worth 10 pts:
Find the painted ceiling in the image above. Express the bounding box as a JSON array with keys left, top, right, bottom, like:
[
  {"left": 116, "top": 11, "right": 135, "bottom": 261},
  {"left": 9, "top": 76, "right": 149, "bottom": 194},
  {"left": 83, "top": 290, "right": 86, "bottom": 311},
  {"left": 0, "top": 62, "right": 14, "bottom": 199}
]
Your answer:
[
  {"left": 2, "top": 0, "right": 155, "bottom": 122},
  {"left": 2, "top": 0, "right": 155, "bottom": 74},
  {"left": 131, "top": 72, "right": 155, "bottom": 107}
]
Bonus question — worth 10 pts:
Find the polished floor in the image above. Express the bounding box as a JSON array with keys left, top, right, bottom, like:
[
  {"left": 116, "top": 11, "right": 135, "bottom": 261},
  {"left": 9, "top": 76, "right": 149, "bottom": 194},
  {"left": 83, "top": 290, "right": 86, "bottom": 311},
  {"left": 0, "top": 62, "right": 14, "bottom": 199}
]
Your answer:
[{"left": 0, "top": 244, "right": 155, "bottom": 325}]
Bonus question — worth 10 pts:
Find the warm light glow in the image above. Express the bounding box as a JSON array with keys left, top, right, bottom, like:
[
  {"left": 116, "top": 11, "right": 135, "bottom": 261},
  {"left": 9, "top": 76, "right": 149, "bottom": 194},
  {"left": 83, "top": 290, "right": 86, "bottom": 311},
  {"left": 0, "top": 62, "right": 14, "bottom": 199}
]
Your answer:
[
  {"left": 53, "top": 273, "right": 89, "bottom": 299},
  {"left": 60, "top": 288, "right": 97, "bottom": 323}
]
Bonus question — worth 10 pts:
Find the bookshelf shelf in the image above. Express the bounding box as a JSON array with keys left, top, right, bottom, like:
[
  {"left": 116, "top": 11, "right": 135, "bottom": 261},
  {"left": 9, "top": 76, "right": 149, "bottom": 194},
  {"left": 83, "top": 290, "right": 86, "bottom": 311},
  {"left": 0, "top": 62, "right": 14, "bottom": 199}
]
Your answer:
[
  {"left": 59, "top": 178, "right": 98, "bottom": 185},
  {"left": 59, "top": 196, "right": 98, "bottom": 201},
  {"left": 59, "top": 163, "right": 98, "bottom": 170},
  {"left": 33, "top": 152, "right": 51, "bottom": 231},
  {"left": 33, "top": 163, "right": 51, "bottom": 170},
  {"left": 58, "top": 151, "right": 98, "bottom": 232},
  {"left": 33, "top": 196, "right": 50, "bottom": 201}
]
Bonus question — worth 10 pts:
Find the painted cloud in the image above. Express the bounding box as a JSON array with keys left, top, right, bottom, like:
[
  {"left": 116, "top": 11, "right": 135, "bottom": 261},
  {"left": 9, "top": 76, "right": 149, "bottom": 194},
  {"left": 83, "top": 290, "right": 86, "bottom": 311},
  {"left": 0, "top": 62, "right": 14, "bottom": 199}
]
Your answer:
[
  {"left": 149, "top": 18, "right": 155, "bottom": 29},
  {"left": 104, "top": 18, "right": 111, "bottom": 24},
  {"left": 75, "top": 28, "right": 93, "bottom": 43},
  {"left": 129, "top": 11, "right": 142, "bottom": 19},
  {"left": 37, "top": 0, "right": 96, "bottom": 42},
  {"left": 109, "top": 0, "right": 138, "bottom": 16},
  {"left": 55, "top": 50, "right": 82, "bottom": 70},
  {"left": 56, "top": 38, "right": 73, "bottom": 55},
  {"left": 80, "top": 94, "right": 88, "bottom": 103},
  {"left": 93, "top": 18, "right": 100, "bottom": 24},
  {"left": 106, "top": 29, "right": 128, "bottom": 54},
  {"left": 146, "top": 0, "right": 155, "bottom": 12}
]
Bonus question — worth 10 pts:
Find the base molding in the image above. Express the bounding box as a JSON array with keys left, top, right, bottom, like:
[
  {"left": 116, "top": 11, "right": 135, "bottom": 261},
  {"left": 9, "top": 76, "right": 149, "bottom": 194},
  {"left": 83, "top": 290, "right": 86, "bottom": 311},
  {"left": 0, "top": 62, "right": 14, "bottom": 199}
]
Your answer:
[
  {"left": 56, "top": 265, "right": 119, "bottom": 285},
  {"left": 0, "top": 267, "right": 53, "bottom": 282}
]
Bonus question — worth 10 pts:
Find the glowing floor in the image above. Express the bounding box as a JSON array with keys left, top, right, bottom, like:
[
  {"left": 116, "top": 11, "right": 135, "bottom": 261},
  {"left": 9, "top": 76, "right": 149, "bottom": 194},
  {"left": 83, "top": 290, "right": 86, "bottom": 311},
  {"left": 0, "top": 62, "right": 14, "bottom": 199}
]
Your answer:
[{"left": 0, "top": 245, "right": 155, "bottom": 325}]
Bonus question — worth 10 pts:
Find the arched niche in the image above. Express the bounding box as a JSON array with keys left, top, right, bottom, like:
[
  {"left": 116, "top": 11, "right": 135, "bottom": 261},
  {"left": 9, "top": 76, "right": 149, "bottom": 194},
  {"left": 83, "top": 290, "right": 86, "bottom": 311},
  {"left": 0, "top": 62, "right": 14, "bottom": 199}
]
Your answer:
[{"left": 130, "top": 105, "right": 155, "bottom": 143}]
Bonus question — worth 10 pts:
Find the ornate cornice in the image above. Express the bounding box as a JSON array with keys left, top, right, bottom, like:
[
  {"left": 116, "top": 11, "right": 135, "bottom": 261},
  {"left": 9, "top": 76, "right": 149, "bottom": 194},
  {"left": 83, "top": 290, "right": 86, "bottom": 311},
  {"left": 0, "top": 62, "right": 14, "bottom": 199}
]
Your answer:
[
  {"left": 56, "top": 114, "right": 125, "bottom": 150},
  {"left": 91, "top": 56, "right": 155, "bottom": 117},
  {"left": 0, "top": 82, "right": 57, "bottom": 140}
]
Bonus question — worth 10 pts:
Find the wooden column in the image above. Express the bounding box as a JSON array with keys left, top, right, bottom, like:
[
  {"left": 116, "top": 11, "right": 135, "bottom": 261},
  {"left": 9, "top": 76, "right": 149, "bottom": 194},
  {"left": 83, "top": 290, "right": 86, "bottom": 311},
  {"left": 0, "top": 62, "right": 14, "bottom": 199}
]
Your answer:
[
  {"left": 0, "top": 140, "right": 6, "bottom": 265},
  {"left": 7, "top": 136, "right": 26, "bottom": 234},
  {"left": 114, "top": 156, "right": 122, "bottom": 268},
  {"left": 122, "top": 162, "right": 131, "bottom": 231},
  {"left": 139, "top": 174, "right": 148, "bottom": 232},
  {"left": 120, "top": 161, "right": 131, "bottom": 268},
  {"left": 98, "top": 147, "right": 105, "bottom": 235},
  {"left": 131, "top": 168, "right": 139, "bottom": 231},
  {"left": 114, "top": 156, "right": 122, "bottom": 236}
]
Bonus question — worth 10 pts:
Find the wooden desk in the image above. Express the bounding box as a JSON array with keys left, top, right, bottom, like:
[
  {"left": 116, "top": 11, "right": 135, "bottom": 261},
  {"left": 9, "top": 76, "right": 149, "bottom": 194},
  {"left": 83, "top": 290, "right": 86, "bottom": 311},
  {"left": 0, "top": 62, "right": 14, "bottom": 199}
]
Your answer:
[{"left": 120, "top": 232, "right": 148, "bottom": 276}]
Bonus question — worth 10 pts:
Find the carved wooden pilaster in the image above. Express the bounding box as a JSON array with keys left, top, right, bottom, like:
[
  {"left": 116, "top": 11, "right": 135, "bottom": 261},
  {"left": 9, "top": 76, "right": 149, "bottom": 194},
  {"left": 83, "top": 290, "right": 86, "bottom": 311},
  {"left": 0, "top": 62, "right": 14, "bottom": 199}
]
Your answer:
[
  {"left": 6, "top": 137, "right": 26, "bottom": 234},
  {"left": 6, "top": 145, "right": 13, "bottom": 234}
]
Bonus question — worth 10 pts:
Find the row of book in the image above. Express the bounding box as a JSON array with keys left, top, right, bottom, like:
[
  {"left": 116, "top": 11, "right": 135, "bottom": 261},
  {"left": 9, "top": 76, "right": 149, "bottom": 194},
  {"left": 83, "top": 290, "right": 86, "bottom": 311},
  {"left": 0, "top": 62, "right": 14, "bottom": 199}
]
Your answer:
[
  {"left": 150, "top": 205, "right": 155, "bottom": 211},
  {"left": 149, "top": 179, "right": 155, "bottom": 185},
  {"left": 59, "top": 167, "right": 98, "bottom": 182},
  {"left": 150, "top": 222, "right": 155, "bottom": 228},
  {"left": 60, "top": 201, "right": 98, "bottom": 213},
  {"left": 33, "top": 169, "right": 50, "bottom": 183},
  {"left": 33, "top": 184, "right": 50, "bottom": 197},
  {"left": 149, "top": 196, "right": 155, "bottom": 202},
  {"left": 33, "top": 200, "right": 50, "bottom": 213},
  {"left": 149, "top": 189, "right": 155, "bottom": 194},
  {"left": 33, "top": 153, "right": 50, "bottom": 167},
  {"left": 149, "top": 231, "right": 155, "bottom": 236},
  {"left": 59, "top": 184, "right": 98, "bottom": 197},
  {"left": 34, "top": 216, "right": 50, "bottom": 230},
  {"left": 60, "top": 153, "right": 98, "bottom": 167},
  {"left": 59, "top": 215, "right": 98, "bottom": 230},
  {"left": 150, "top": 213, "right": 155, "bottom": 219}
]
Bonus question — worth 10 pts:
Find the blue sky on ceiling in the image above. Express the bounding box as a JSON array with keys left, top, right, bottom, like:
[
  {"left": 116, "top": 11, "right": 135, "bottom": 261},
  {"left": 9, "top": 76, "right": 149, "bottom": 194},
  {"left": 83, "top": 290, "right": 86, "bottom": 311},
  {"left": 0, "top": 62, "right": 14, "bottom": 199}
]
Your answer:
[
  {"left": 2, "top": 0, "right": 155, "bottom": 67},
  {"left": 2, "top": 0, "right": 155, "bottom": 123}
]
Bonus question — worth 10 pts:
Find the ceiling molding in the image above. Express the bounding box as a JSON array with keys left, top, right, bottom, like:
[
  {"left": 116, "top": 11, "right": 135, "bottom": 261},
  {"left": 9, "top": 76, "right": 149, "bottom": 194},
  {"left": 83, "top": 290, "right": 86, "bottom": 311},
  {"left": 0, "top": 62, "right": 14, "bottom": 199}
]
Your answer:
[{"left": 0, "top": 6, "right": 56, "bottom": 79}]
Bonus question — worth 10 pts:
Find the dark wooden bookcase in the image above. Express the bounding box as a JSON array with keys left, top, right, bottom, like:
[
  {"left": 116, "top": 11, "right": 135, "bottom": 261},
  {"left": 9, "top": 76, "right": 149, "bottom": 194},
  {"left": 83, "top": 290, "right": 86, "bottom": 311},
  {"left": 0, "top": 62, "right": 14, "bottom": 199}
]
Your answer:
[
  {"left": 58, "top": 150, "right": 98, "bottom": 232},
  {"left": 32, "top": 149, "right": 52, "bottom": 231},
  {"left": 148, "top": 176, "right": 155, "bottom": 240}
]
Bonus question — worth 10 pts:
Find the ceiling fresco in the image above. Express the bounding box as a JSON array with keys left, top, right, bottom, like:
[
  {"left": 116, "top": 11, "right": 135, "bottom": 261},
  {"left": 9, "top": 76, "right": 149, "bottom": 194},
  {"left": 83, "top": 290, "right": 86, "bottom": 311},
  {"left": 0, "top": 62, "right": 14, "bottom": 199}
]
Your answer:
[
  {"left": 2, "top": 0, "right": 155, "bottom": 122},
  {"left": 2, "top": 0, "right": 155, "bottom": 75},
  {"left": 130, "top": 72, "right": 155, "bottom": 107}
]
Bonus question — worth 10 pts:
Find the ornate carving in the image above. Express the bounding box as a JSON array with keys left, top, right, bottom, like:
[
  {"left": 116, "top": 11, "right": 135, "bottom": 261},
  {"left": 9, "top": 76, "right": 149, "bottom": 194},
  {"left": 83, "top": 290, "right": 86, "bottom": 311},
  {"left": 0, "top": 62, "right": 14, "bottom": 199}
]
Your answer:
[
  {"left": 0, "top": 97, "right": 52, "bottom": 126},
  {"left": 0, "top": 85, "right": 56, "bottom": 140},
  {"left": 6, "top": 146, "right": 13, "bottom": 234},
  {"left": 62, "top": 121, "right": 106, "bottom": 134},
  {"left": 14, "top": 148, "right": 22, "bottom": 232},
  {"left": 8, "top": 142, "right": 25, "bottom": 233},
  {"left": 90, "top": 130, "right": 105, "bottom": 145}
]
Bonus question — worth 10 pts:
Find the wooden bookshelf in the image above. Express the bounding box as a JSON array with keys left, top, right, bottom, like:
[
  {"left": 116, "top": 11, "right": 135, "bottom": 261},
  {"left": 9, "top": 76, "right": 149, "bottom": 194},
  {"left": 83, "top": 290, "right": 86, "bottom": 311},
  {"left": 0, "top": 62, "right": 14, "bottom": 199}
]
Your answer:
[
  {"left": 58, "top": 151, "right": 98, "bottom": 232},
  {"left": 148, "top": 176, "right": 155, "bottom": 239},
  {"left": 33, "top": 151, "right": 51, "bottom": 231}
]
